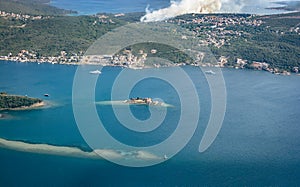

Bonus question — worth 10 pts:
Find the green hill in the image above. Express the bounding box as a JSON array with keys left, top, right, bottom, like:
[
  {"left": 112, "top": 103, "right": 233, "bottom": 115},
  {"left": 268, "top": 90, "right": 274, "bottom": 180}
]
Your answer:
[
  {"left": 210, "top": 12, "right": 300, "bottom": 71},
  {"left": 0, "top": 1, "right": 299, "bottom": 72},
  {"left": 0, "top": 15, "right": 123, "bottom": 56}
]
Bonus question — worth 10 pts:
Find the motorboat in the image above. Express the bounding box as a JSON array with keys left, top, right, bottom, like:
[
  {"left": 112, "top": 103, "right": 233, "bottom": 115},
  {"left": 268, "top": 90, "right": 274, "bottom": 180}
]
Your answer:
[
  {"left": 89, "top": 70, "right": 102, "bottom": 74},
  {"left": 205, "top": 70, "right": 216, "bottom": 75}
]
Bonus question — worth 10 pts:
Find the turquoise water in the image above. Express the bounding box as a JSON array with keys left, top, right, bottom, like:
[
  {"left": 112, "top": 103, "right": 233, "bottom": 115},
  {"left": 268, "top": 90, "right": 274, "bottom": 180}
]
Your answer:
[{"left": 0, "top": 61, "right": 300, "bottom": 186}]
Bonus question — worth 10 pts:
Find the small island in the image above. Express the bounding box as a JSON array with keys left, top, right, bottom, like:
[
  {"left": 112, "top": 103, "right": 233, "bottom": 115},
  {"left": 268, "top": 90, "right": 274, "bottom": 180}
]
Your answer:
[
  {"left": 123, "top": 97, "right": 171, "bottom": 107},
  {"left": 96, "top": 97, "right": 173, "bottom": 107},
  {"left": 0, "top": 92, "right": 44, "bottom": 111},
  {"left": 125, "top": 97, "right": 154, "bottom": 105}
]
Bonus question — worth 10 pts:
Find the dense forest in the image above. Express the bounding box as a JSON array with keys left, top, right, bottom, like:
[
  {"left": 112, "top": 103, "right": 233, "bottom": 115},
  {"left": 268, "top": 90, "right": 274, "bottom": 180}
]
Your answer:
[
  {"left": 0, "top": 92, "right": 42, "bottom": 110},
  {"left": 0, "top": 15, "right": 124, "bottom": 56}
]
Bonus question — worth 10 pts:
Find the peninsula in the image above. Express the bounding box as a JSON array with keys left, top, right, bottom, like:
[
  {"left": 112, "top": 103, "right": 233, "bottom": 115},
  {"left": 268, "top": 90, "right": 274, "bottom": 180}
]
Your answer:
[{"left": 0, "top": 92, "right": 44, "bottom": 111}]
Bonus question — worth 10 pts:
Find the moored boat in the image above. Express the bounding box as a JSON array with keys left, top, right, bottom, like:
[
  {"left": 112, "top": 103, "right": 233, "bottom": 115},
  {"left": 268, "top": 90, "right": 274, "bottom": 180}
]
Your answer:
[
  {"left": 205, "top": 70, "right": 216, "bottom": 75},
  {"left": 89, "top": 70, "right": 102, "bottom": 74}
]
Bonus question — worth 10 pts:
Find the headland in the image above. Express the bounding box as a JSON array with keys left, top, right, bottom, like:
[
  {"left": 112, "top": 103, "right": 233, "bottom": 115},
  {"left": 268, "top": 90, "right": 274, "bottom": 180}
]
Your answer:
[{"left": 0, "top": 92, "right": 45, "bottom": 111}]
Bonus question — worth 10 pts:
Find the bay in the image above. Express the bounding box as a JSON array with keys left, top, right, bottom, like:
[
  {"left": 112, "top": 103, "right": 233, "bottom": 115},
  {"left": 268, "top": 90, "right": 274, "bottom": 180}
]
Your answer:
[
  {"left": 0, "top": 61, "right": 300, "bottom": 186},
  {"left": 50, "top": 0, "right": 170, "bottom": 15},
  {"left": 49, "top": 0, "right": 289, "bottom": 15}
]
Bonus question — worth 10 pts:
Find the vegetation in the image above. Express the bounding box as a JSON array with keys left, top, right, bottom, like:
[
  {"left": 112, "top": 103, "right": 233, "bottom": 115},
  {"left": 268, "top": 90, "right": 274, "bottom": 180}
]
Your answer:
[
  {"left": 178, "top": 12, "right": 300, "bottom": 71},
  {"left": 211, "top": 35, "right": 300, "bottom": 71},
  {"left": 0, "top": 15, "right": 125, "bottom": 56},
  {"left": 233, "top": 12, "right": 300, "bottom": 71},
  {"left": 0, "top": 92, "right": 42, "bottom": 110},
  {"left": 0, "top": 0, "right": 299, "bottom": 71},
  {"left": 117, "top": 42, "right": 193, "bottom": 64}
]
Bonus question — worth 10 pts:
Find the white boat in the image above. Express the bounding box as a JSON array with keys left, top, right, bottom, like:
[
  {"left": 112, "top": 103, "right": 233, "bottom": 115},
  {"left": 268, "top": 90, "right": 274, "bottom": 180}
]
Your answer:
[
  {"left": 89, "top": 70, "right": 102, "bottom": 74},
  {"left": 205, "top": 70, "right": 216, "bottom": 75},
  {"left": 164, "top": 154, "right": 168, "bottom": 160}
]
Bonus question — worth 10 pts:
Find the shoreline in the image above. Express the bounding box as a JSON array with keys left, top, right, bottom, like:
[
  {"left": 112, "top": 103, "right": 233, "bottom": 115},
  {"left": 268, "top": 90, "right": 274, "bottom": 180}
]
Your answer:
[
  {"left": 0, "top": 101, "right": 46, "bottom": 111},
  {"left": 1, "top": 59, "right": 299, "bottom": 76},
  {"left": 1, "top": 11, "right": 299, "bottom": 75}
]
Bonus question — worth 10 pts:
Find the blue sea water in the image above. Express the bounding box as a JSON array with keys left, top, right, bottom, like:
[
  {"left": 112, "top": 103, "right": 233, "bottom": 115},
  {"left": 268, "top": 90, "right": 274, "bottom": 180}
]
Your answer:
[
  {"left": 0, "top": 61, "right": 300, "bottom": 186},
  {"left": 50, "top": 0, "right": 171, "bottom": 15},
  {"left": 50, "top": 0, "right": 289, "bottom": 15}
]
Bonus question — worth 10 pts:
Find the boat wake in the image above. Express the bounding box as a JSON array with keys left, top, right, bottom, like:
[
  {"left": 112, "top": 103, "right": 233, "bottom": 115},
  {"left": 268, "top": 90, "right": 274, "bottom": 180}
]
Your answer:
[{"left": 0, "top": 138, "right": 161, "bottom": 161}]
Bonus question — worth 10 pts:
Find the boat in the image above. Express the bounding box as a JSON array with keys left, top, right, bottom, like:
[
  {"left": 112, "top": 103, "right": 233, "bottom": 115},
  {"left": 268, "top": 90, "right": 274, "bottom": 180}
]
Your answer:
[
  {"left": 89, "top": 70, "right": 102, "bottom": 74},
  {"left": 164, "top": 154, "right": 168, "bottom": 160},
  {"left": 205, "top": 70, "right": 216, "bottom": 75},
  {"left": 44, "top": 94, "right": 50, "bottom": 97}
]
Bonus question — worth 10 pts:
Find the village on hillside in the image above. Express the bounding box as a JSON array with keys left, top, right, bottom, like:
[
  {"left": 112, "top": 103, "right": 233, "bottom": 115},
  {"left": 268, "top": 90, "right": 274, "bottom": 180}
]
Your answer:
[{"left": 0, "top": 10, "right": 299, "bottom": 75}]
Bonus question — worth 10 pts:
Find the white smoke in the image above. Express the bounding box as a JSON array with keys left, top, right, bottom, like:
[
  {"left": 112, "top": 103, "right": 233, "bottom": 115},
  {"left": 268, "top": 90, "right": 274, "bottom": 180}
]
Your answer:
[
  {"left": 140, "top": 0, "right": 292, "bottom": 22},
  {"left": 140, "top": 0, "right": 222, "bottom": 22},
  {"left": 140, "top": 0, "right": 260, "bottom": 22}
]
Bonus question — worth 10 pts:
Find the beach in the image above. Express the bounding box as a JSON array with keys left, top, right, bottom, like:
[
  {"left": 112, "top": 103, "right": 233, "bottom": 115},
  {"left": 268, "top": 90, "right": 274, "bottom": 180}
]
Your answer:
[{"left": 0, "top": 101, "right": 45, "bottom": 111}]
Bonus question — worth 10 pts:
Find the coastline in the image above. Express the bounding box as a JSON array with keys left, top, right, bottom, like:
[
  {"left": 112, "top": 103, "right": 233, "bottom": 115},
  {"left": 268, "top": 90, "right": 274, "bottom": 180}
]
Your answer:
[
  {"left": 0, "top": 101, "right": 46, "bottom": 111},
  {"left": 1, "top": 10, "right": 299, "bottom": 75},
  {"left": 1, "top": 59, "right": 299, "bottom": 76}
]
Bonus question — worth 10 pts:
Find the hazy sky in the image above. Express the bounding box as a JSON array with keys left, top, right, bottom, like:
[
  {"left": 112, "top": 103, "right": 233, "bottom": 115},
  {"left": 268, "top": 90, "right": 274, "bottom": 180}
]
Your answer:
[{"left": 211, "top": 0, "right": 299, "bottom": 14}]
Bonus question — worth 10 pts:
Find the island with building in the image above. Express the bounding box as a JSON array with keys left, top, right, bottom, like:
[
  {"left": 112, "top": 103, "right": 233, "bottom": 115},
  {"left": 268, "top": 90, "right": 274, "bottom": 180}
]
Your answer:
[
  {"left": 0, "top": 92, "right": 44, "bottom": 111},
  {"left": 124, "top": 97, "right": 163, "bottom": 106}
]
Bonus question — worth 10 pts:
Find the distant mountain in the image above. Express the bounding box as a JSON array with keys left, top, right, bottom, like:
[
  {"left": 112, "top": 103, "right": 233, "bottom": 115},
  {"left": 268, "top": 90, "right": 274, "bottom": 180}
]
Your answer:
[{"left": 268, "top": 1, "right": 300, "bottom": 12}]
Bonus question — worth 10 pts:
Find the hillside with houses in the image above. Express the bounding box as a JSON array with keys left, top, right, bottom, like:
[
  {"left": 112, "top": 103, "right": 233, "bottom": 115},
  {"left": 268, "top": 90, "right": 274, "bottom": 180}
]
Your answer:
[{"left": 0, "top": 0, "right": 299, "bottom": 73}]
